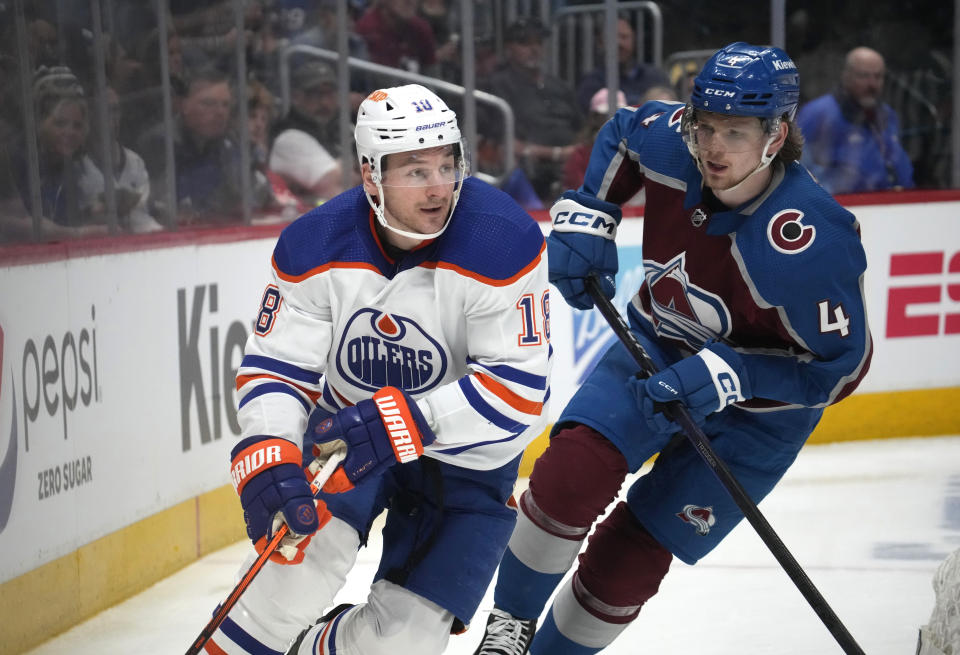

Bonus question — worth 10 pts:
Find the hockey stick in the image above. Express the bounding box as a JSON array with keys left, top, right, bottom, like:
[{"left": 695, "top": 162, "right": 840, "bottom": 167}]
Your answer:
[
  {"left": 584, "top": 273, "right": 865, "bottom": 655},
  {"left": 185, "top": 449, "right": 346, "bottom": 655}
]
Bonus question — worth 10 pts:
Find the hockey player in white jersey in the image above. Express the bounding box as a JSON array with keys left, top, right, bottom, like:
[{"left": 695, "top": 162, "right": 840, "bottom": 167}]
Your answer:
[{"left": 204, "top": 84, "right": 551, "bottom": 654}]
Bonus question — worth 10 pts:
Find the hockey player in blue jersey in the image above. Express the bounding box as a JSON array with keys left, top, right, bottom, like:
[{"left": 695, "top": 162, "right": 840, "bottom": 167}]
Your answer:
[
  {"left": 206, "top": 84, "right": 552, "bottom": 654},
  {"left": 473, "top": 42, "right": 873, "bottom": 655}
]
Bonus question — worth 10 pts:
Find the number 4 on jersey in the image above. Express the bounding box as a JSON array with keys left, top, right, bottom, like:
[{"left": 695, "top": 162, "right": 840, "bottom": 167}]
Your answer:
[
  {"left": 818, "top": 299, "right": 850, "bottom": 337},
  {"left": 517, "top": 291, "right": 550, "bottom": 346}
]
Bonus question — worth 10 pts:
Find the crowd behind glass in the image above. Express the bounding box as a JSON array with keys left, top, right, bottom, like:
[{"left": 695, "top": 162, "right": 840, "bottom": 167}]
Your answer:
[{"left": 0, "top": 0, "right": 951, "bottom": 244}]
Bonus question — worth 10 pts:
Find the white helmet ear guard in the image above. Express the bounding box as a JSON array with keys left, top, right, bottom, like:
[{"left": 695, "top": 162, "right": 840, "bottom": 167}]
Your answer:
[{"left": 355, "top": 84, "right": 468, "bottom": 240}]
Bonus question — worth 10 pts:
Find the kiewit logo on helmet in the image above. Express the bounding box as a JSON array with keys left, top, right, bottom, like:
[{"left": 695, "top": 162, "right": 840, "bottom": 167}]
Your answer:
[{"left": 772, "top": 59, "right": 796, "bottom": 71}]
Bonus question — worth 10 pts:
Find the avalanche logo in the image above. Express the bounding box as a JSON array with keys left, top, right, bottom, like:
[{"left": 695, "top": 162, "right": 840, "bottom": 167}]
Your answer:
[
  {"left": 767, "top": 209, "right": 815, "bottom": 254},
  {"left": 0, "top": 323, "right": 16, "bottom": 534},
  {"left": 677, "top": 504, "right": 716, "bottom": 536},
  {"left": 334, "top": 309, "right": 447, "bottom": 394},
  {"left": 646, "top": 253, "right": 732, "bottom": 350}
]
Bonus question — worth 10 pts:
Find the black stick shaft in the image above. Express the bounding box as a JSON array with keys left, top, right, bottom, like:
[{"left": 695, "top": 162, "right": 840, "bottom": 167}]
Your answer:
[{"left": 585, "top": 274, "right": 865, "bottom": 654}]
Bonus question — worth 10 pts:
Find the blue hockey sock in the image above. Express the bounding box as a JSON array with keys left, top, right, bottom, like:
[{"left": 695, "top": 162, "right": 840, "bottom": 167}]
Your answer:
[
  {"left": 493, "top": 547, "right": 567, "bottom": 620},
  {"left": 529, "top": 607, "right": 602, "bottom": 655}
]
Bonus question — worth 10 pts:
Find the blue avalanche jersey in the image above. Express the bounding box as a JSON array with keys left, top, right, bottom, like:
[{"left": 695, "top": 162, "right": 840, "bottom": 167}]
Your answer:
[{"left": 581, "top": 101, "right": 873, "bottom": 411}]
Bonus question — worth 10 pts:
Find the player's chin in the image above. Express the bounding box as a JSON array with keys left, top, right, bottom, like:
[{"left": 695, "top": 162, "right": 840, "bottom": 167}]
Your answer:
[{"left": 420, "top": 205, "right": 449, "bottom": 224}]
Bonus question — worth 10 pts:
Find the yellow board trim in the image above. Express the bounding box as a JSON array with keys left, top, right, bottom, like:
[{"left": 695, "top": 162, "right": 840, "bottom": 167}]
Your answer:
[
  {"left": 0, "top": 485, "right": 245, "bottom": 655},
  {"left": 5, "top": 387, "right": 958, "bottom": 653}
]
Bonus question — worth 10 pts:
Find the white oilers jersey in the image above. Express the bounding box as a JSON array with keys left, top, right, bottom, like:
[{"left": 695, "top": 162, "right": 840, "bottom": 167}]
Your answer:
[{"left": 236, "top": 177, "right": 551, "bottom": 470}]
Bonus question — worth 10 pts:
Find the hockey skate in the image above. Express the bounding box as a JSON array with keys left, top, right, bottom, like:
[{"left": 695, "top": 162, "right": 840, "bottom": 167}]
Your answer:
[
  {"left": 472, "top": 607, "right": 536, "bottom": 655},
  {"left": 286, "top": 603, "right": 354, "bottom": 655}
]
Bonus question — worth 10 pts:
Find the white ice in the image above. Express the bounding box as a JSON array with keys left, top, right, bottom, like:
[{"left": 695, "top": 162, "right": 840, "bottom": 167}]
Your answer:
[{"left": 26, "top": 435, "right": 960, "bottom": 654}]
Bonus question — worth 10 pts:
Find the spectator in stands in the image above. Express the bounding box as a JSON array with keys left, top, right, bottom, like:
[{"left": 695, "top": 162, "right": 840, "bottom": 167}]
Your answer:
[
  {"left": 273, "top": 0, "right": 370, "bottom": 68},
  {"left": 797, "top": 46, "right": 914, "bottom": 194},
  {"left": 90, "top": 86, "right": 163, "bottom": 233},
  {"left": 137, "top": 66, "right": 243, "bottom": 222},
  {"left": 482, "top": 16, "right": 583, "bottom": 205},
  {"left": 641, "top": 84, "right": 679, "bottom": 104},
  {"left": 8, "top": 67, "right": 109, "bottom": 239},
  {"left": 246, "top": 79, "right": 302, "bottom": 218},
  {"left": 418, "top": 0, "right": 460, "bottom": 82},
  {"left": 575, "top": 17, "right": 671, "bottom": 113},
  {"left": 268, "top": 61, "right": 347, "bottom": 208},
  {"left": 118, "top": 28, "right": 186, "bottom": 152},
  {"left": 355, "top": 0, "right": 438, "bottom": 75},
  {"left": 562, "top": 88, "right": 627, "bottom": 191},
  {"left": 170, "top": 0, "right": 254, "bottom": 71}
]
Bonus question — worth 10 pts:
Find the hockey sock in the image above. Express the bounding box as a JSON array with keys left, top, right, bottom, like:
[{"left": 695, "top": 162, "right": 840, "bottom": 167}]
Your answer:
[
  {"left": 494, "top": 425, "right": 629, "bottom": 621},
  {"left": 492, "top": 494, "right": 585, "bottom": 619},
  {"left": 494, "top": 547, "right": 570, "bottom": 620},
  {"left": 528, "top": 575, "right": 632, "bottom": 655},
  {"left": 529, "top": 602, "right": 603, "bottom": 655}
]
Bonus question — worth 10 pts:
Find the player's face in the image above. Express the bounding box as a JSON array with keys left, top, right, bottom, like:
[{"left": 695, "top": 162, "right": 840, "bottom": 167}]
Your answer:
[
  {"left": 376, "top": 146, "right": 457, "bottom": 241},
  {"left": 690, "top": 113, "right": 769, "bottom": 191}
]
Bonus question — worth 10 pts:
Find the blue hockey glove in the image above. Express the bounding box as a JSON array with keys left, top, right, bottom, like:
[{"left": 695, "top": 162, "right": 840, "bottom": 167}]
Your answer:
[
  {"left": 547, "top": 190, "right": 621, "bottom": 310},
  {"left": 629, "top": 342, "right": 752, "bottom": 437},
  {"left": 310, "top": 386, "right": 436, "bottom": 493},
  {"left": 230, "top": 436, "right": 330, "bottom": 564}
]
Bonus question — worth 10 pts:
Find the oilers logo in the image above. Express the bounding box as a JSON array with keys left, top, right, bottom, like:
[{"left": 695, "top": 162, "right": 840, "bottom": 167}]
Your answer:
[
  {"left": 334, "top": 309, "right": 447, "bottom": 394},
  {"left": 646, "top": 253, "right": 732, "bottom": 350},
  {"left": 677, "top": 504, "right": 716, "bottom": 536}
]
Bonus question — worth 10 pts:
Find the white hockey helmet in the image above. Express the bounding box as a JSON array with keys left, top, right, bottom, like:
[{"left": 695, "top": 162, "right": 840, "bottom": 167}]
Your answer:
[{"left": 355, "top": 83, "right": 468, "bottom": 241}]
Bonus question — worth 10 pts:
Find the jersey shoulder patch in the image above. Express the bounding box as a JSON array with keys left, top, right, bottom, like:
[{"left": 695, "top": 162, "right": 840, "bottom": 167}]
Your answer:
[
  {"left": 433, "top": 178, "right": 545, "bottom": 283},
  {"left": 744, "top": 164, "right": 865, "bottom": 302},
  {"left": 273, "top": 187, "right": 374, "bottom": 278}
]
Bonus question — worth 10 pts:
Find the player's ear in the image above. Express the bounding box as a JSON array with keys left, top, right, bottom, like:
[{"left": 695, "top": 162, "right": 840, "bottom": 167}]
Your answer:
[
  {"left": 769, "top": 119, "right": 789, "bottom": 154},
  {"left": 361, "top": 162, "right": 378, "bottom": 196}
]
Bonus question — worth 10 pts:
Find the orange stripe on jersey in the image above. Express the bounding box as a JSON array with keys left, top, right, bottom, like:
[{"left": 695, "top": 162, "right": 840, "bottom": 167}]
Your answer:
[
  {"left": 473, "top": 372, "right": 543, "bottom": 415},
  {"left": 420, "top": 240, "right": 546, "bottom": 287},
  {"left": 271, "top": 254, "right": 383, "bottom": 283},
  {"left": 235, "top": 373, "right": 322, "bottom": 403},
  {"left": 203, "top": 638, "right": 228, "bottom": 654},
  {"left": 329, "top": 383, "right": 355, "bottom": 407},
  {"left": 318, "top": 612, "right": 338, "bottom": 654}
]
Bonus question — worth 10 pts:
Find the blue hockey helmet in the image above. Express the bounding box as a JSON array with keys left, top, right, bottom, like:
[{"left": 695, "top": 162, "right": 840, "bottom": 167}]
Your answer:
[{"left": 690, "top": 42, "right": 800, "bottom": 121}]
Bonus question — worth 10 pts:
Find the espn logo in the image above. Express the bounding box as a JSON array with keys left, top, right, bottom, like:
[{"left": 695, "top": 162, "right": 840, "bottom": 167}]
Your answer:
[
  {"left": 373, "top": 391, "right": 421, "bottom": 463},
  {"left": 886, "top": 251, "right": 960, "bottom": 338}
]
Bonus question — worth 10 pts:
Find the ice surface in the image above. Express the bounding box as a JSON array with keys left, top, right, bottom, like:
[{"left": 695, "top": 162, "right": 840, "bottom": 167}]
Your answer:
[{"left": 27, "top": 436, "right": 960, "bottom": 654}]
